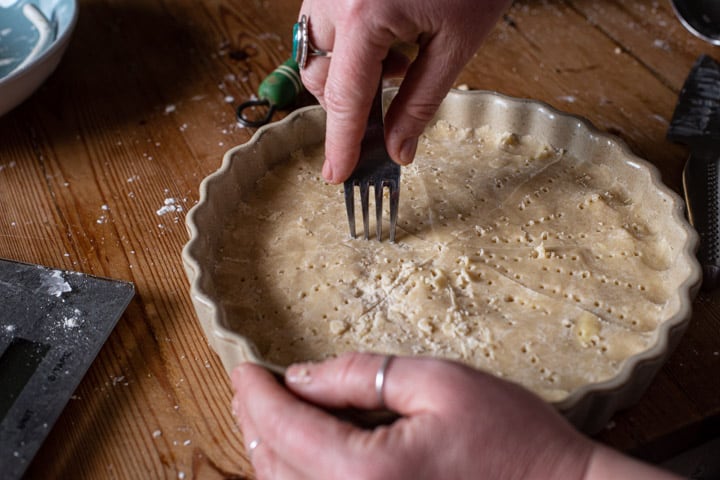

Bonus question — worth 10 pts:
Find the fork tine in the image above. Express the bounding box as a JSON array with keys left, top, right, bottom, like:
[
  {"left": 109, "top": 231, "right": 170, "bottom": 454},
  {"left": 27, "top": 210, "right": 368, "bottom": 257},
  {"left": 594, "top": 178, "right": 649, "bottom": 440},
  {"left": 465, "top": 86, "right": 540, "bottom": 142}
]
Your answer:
[
  {"left": 375, "top": 180, "right": 383, "bottom": 241},
  {"left": 389, "top": 180, "right": 399, "bottom": 243},
  {"left": 359, "top": 181, "right": 370, "bottom": 240},
  {"left": 344, "top": 181, "right": 356, "bottom": 238},
  {"left": 343, "top": 81, "right": 402, "bottom": 242}
]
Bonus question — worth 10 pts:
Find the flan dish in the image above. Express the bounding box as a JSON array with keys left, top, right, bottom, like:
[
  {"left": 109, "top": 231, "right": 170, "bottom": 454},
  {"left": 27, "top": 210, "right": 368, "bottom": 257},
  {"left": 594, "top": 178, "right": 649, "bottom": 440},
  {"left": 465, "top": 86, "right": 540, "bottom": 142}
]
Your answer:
[{"left": 183, "top": 89, "right": 701, "bottom": 432}]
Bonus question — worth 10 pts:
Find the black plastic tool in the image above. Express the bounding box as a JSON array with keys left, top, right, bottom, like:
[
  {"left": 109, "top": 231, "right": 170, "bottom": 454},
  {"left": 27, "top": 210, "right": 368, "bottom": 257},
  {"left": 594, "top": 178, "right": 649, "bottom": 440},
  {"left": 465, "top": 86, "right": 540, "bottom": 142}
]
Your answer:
[
  {"left": 667, "top": 55, "right": 720, "bottom": 290},
  {"left": 0, "top": 259, "right": 134, "bottom": 479}
]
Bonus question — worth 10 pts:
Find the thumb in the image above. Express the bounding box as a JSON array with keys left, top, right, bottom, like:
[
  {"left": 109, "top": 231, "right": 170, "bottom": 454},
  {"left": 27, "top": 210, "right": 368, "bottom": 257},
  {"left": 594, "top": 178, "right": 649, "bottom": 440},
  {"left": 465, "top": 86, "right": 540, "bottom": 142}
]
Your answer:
[{"left": 284, "top": 352, "right": 467, "bottom": 416}]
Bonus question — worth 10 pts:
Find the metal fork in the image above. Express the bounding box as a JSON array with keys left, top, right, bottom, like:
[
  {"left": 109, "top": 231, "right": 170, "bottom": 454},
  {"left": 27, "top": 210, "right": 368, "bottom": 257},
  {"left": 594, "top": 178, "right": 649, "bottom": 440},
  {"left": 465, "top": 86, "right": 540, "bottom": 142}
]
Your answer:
[{"left": 343, "top": 84, "right": 401, "bottom": 242}]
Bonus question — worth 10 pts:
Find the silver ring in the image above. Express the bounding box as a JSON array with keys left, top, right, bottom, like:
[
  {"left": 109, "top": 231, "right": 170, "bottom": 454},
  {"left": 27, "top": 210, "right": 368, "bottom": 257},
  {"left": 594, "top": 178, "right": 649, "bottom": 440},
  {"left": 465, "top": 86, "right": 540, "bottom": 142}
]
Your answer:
[
  {"left": 248, "top": 438, "right": 261, "bottom": 461},
  {"left": 293, "top": 14, "right": 332, "bottom": 69},
  {"left": 375, "top": 355, "right": 394, "bottom": 409}
]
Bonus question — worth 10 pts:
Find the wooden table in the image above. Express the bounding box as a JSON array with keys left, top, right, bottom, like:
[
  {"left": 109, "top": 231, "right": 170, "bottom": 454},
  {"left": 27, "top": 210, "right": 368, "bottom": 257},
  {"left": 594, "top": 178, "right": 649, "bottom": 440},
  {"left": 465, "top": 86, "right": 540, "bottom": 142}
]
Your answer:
[{"left": 2, "top": 0, "right": 718, "bottom": 477}]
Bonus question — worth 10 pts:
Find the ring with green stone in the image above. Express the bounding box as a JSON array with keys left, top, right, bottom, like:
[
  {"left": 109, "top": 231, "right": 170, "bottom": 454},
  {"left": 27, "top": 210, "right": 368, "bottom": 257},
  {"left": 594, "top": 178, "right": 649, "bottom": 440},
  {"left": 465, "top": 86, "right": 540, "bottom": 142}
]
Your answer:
[{"left": 292, "top": 14, "right": 332, "bottom": 69}]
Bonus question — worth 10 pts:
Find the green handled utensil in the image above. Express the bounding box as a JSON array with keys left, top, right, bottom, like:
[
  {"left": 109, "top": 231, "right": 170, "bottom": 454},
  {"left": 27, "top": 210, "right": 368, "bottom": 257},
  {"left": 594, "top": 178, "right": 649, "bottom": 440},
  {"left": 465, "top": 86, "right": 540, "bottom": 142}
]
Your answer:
[{"left": 236, "top": 58, "right": 303, "bottom": 127}]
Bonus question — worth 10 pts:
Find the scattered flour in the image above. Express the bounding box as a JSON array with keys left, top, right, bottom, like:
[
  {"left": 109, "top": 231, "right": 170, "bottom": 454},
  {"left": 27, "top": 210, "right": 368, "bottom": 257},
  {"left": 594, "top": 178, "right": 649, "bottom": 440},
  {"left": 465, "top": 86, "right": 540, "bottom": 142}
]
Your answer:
[
  {"left": 557, "top": 95, "right": 576, "bottom": 103},
  {"left": 156, "top": 198, "right": 183, "bottom": 216},
  {"left": 0, "top": 161, "right": 17, "bottom": 172},
  {"left": 97, "top": 205, "right": 110, "bottom": 224},
  {"left": 42, "top": 270, "right": 72, "bottom": 297},
  {"left": 652, "top": 39, "right": 670, "bottom": 51},
  {"left": 63, "top": 309, "right": 83, "bottom": 328}
]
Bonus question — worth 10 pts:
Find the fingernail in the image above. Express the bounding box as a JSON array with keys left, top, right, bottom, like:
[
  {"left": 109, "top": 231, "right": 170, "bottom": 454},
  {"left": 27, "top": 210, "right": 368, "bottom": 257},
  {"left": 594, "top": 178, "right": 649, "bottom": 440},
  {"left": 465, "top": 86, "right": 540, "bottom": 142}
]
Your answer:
[
  {"left": 322, "top": 159, "right": 334, "bottom": 182},
  {"left": 286, "top": 364, "right": 313, "bottom": 385},
  {"left": 399, "top": 137, "right": 418, "bottom": 165}
]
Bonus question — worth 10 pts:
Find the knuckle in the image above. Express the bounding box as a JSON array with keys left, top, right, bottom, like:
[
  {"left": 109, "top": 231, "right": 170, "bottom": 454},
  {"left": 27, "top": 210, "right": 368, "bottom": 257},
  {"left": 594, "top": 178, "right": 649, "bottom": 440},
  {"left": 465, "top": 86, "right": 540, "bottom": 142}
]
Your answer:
[
  {"left": 403, "top": 101, "right": 441, "bottom": 129},
  {"left": 300, "top": 70, "right": 326, "bottom": 99},
  {"left": 337, "top": 0, "right": 370, "bottom": 20},
  {"left": 322, "top": 84, "right": 354, "bottom": 118},
  {"left": 334, "top": 351, "right": 367, "bottom": 384}
]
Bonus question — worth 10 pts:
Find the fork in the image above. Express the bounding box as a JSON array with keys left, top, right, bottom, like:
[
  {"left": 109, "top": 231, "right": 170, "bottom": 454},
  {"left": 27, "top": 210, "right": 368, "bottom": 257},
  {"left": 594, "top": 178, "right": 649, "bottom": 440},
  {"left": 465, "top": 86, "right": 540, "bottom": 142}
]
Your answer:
[{"left": 343, "top": 84, "right": 401, "bottom": 242}]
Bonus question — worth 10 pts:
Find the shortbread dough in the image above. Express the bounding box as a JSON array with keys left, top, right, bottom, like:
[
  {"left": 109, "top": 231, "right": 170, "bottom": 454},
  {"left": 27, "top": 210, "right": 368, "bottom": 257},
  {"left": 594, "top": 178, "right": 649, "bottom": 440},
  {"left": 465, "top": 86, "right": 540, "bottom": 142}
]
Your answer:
[{"left": 218, "top": 121, "right": 681, "bottom": 402}]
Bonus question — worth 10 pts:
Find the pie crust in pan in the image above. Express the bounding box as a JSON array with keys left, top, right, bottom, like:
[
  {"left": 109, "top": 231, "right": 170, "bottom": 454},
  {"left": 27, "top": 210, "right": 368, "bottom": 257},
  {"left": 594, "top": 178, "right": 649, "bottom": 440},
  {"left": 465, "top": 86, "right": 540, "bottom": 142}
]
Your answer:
[{"left": 183, "top": 89, "right": 701, "bottom": 433}]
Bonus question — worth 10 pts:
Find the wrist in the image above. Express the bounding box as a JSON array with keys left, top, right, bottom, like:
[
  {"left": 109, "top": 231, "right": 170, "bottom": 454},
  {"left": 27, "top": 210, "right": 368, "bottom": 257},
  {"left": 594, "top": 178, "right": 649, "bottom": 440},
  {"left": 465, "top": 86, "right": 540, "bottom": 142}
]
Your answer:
[{"left": 583, "top": 444, "right": 682, "bottom": 480}]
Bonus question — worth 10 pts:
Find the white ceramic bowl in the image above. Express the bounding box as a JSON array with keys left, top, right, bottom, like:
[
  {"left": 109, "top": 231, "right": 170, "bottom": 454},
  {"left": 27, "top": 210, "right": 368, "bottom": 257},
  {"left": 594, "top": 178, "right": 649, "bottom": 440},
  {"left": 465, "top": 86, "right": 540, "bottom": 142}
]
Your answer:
[
  {"left": 183, "top": 89, "right": 701, "bottom": 433},
  {"left": 0, "top": 0, "right": 78, "bottom": 116}
]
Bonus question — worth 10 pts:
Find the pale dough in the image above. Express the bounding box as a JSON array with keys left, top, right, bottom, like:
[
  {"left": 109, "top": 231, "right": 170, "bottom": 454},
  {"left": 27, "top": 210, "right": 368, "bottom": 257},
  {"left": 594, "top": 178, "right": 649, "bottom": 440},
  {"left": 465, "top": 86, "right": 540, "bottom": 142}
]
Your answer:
[{"left": 218, "top": 121, "right": 679, "bottom": 402}]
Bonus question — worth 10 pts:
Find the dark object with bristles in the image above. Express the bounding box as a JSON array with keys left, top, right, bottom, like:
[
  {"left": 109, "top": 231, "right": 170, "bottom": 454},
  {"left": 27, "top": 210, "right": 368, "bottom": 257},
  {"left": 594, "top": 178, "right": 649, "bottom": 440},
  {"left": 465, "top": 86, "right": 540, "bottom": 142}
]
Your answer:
[{"left": 667, "top": 54, "right": 720, "bottom": 290}]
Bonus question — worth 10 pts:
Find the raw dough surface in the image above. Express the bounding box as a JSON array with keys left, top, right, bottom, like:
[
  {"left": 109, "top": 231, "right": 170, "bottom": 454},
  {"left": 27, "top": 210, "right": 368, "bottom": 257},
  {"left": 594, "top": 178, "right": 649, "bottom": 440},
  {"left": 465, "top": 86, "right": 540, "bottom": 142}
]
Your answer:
[{"left": 218, "top": 121, "right": 680, "bottom": 402}]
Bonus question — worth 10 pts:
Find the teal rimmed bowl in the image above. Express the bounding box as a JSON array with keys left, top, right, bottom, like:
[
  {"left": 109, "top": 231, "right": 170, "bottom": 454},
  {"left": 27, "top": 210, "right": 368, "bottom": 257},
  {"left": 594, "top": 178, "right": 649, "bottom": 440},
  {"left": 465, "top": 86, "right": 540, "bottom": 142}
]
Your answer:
[{"left": 0, "top": 0, "right": 78, "bottom": 116}]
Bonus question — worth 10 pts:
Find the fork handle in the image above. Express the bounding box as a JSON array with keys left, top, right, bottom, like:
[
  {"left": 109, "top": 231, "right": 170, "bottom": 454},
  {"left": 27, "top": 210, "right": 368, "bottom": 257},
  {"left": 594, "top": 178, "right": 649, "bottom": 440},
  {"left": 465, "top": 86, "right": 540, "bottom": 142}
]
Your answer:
[{"left": 356, "top": 81, "right": 386, "bottom": 167}]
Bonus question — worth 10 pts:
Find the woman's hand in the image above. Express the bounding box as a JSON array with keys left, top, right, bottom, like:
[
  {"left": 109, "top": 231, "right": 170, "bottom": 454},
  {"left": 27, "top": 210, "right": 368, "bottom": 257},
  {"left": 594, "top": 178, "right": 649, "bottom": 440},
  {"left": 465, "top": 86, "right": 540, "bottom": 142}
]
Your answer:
[
  {"left": 296, "top": 0, "right": 511, "bottom": 183},
  {"left": 231, "top": 353, "right": 594, "bottom": 479}
]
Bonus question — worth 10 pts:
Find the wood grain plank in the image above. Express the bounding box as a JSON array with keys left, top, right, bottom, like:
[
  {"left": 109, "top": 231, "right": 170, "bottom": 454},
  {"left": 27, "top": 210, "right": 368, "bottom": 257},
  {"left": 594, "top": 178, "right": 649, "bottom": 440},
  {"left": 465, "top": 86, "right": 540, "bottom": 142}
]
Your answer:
[
  {"left": 568, "top": 0, "right": 718, "bottom": 89},
  {"left": 11, "top": 0, "right": 300, "bottom": 476}
]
